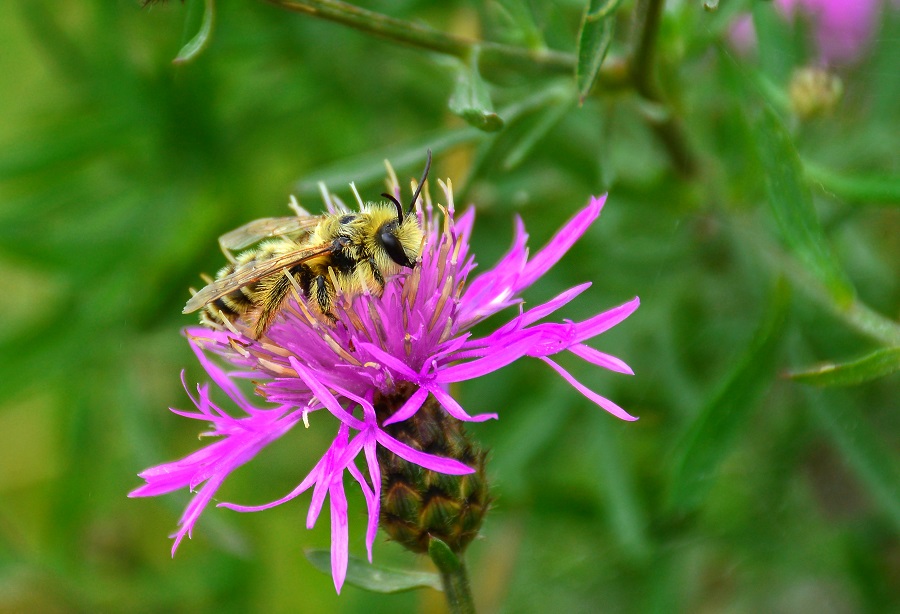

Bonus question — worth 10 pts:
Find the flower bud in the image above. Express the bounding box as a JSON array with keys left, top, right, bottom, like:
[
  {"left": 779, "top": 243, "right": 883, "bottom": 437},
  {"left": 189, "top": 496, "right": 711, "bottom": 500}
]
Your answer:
[
  {"left": 376, "top": 389, "right": 489, "bottom": 554},
  {"left": 789, "top": 67, "right": 843, "bottom": 119}
]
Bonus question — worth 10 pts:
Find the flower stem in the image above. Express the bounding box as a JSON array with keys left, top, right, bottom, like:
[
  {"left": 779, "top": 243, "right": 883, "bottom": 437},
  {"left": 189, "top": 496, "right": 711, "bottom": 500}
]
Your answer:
[
  {"left": 629, "top": 0, "right": 698, "bottom": 178},
  {"left": 429, "top": 537, "right": 476, "bottom": 614},
  {"left": 261, "top": 0, "right": 574, "bottom": 76}
]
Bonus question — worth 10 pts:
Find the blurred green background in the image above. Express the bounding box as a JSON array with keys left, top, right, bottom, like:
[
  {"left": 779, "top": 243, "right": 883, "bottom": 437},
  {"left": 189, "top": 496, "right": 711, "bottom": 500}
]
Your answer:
[{"left": 1, "top": 0, "right": 898, "bottom": 612}]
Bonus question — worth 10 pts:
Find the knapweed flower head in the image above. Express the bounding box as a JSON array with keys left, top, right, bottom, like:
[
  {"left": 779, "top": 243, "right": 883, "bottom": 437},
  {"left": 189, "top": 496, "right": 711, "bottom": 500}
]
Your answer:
[{"left": 130, "top": 164, "right": 640, "bottom": 593}]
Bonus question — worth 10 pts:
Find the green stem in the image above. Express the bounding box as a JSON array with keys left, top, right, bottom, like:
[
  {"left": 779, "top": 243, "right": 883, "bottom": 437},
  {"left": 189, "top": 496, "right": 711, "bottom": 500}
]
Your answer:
[
  {"left": 628, "top": 0, "right": 698, "bottom": 178},
  {"left": 261, "top": 0, "right": 575, "bottom": 76},
  {"left": 740, "top": 223, "right": 900, "bottom": 347},
  {"left": 429, "top": 537, "right": 476, "bottom": 614}
]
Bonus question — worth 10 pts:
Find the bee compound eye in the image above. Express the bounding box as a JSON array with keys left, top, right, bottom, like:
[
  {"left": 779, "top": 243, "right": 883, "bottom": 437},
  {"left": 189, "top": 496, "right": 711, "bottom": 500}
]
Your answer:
[{"left": 380, "top": 226, "right": 412, "bottom": 267}]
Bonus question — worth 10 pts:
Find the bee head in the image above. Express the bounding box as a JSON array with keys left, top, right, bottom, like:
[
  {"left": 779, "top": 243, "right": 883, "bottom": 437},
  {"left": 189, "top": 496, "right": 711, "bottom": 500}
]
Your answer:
[{"left": 379, "top": 149, "right": 431, "bottom": 268}]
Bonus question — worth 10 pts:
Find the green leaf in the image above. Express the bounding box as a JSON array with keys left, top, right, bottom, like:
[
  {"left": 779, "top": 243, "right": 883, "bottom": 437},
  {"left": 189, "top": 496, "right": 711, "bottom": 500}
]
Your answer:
[
  {"left": 753, "top": 105, "right": 855, "bottom": 304},
  {"left": 789, "top": 347, "right": 900, "bottom": 387},
  {"left": 427, "top": 537, "right": 461, "bottom": 573},
  {"left": 668, "top": 280, "right": 791, "bottom": 514},
  {"left": 304, "top": 549, "right": 442, "bottom": 593},
  {"left": 576, "top": 0, "right": 620, "bottom": 103},
  {"left": 448, "top": 54, "right": 504, "bottom": 132},
  {"left": 490, "top": 0, "right": 545, "bottom": 49},
  {"left": 804, "top": 161, "right": 900, "bottom": 205},
  {"left": 173, "top": 0, "right": 215, "bottom": 65},
  {"left": 501, "top": 100, "right": 571, "bottom": 170}
]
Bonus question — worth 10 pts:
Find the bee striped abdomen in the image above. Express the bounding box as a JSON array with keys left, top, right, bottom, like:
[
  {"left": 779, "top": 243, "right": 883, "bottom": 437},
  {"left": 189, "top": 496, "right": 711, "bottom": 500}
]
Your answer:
[{"left": 200, "top": 261, "right": 259, "bottom": 328}]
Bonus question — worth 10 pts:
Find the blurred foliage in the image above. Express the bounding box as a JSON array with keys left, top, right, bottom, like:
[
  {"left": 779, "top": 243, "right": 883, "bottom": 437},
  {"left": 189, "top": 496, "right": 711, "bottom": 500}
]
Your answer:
[{"left": 0, "top": 0, "right": 897, "bottom": 612}]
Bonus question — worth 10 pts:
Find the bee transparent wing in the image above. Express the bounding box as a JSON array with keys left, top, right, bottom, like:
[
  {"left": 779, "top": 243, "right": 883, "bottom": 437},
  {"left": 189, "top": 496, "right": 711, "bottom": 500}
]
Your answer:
[
  {"left": 219, "top": 216, "right": 322, "bottom": 252},
  {"left": 183, "top": 242, "right": 334, "bottom": 314}
]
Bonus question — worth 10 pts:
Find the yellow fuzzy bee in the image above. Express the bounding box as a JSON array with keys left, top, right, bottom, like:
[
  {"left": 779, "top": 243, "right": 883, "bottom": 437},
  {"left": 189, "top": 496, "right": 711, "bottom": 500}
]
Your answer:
[{"left": 184, "top": 152, "right": 430, "bottom": 338}]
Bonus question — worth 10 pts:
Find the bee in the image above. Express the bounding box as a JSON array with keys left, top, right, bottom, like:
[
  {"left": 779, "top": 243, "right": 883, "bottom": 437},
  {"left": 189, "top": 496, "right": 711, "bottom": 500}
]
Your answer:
[{"left": 184, "top": 151, "right": 431, "bottom": 338}]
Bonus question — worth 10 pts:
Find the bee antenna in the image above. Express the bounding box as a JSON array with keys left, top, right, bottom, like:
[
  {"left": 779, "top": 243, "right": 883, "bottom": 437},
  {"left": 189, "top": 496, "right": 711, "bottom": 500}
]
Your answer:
[
  {"left": 408, "top": 149, "right": 432, "bottom": 218},
  {"left": 381, "top": 192, "right": 404, "bottom": 224}
]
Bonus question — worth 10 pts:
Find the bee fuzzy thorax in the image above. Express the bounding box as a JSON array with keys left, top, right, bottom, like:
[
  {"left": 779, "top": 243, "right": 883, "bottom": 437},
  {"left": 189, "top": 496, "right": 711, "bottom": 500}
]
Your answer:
[{"left": 186, "top": 151, "right": 432, "bottom": 339}]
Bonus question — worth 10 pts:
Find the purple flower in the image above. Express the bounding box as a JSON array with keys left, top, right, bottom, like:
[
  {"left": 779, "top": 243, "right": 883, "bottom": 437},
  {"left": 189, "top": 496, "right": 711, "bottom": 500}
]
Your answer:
[
  {"left": 729, "top": 0, "right": 887, "bottom": 66},
  {"left": 130, "top": 173, "right": 639, "bottom": 593}
]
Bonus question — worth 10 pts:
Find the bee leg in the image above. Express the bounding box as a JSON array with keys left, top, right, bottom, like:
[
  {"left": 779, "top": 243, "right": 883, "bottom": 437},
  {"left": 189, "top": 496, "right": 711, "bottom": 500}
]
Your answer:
[
  {"left": 218, "top": 239, "right": 238, "bottom": 264},
  {"left": 253, "top": 272, "right": 295, "bottom": 338},
  {"left": 313, "top": 275, "right": 337, "bottom": 321},
  {"left": 367, "top": 257, "right": 386, "bottom": 290}
]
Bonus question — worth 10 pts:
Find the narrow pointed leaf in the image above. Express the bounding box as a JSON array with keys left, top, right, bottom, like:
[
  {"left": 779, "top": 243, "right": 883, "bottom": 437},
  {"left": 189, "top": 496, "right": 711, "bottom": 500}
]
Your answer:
[
  {"left": 804, "top": 161, "right": 900, "bottom": 205},
  {"left": 305, "top": 549, "right": 442, "bottom": 593},
  {"left": 173, "top": 0, "right": 215, "bottom": 65},
  {"left": 427, "top": 536, "right": 462, "bottom": 573},
  {"left": 491, "top": 0, "right": 544, "bottom": 49},
  {"left": 753, "top": 106, "right": 854, "bottom": 303},
  {"left": 789, "top": 347, "right": 900, "bottom": 387},
  {"left": 668, "top": 281, "right": 791, "bottom": 514},
  {"left": 576, "top": 0, "right": 620, "bottom": 103}
]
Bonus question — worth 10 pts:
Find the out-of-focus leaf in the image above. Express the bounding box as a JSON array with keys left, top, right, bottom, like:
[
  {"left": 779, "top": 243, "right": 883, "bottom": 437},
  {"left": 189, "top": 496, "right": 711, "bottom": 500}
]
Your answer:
[
  {"left": 173, "top": 0, "right": 215, "bottom": 64},
  {"left": 448, "top": 54, "right": 504, "bottom": 132},
  {"left": 668, "top": 280, "right": 791, "bottom": 514},
  {"left": 293, "top": 130, "right": 481, "bottom": 195},
  {"left": 585, "top": 410, "right": 651, "bottom": 563},
  {"left": 305, "top": 549, "right": 442, "bottom": 593},
  {"left": 502, "top": 100, "right": 571, "bottom": 170},
  {"left": 576, "top": 0, "right": 620, "bottom": 103},
  {"left": 806, "top": 387, "right": 900, "bottom": 532},
  {"left": 490, "top": 0, "right": 544, "bottom": 49},
  {"left": 789, "top": 347, "right": 900, "bottom": 387},
  {"left": 293, "top": 86, "right": 569, "bottom": 195},
  {"left": 753, "top": 105, "right": 855, "bottom": 304},
  {"left": 804, "top": 161, "right": 900, "bottom": 205}
]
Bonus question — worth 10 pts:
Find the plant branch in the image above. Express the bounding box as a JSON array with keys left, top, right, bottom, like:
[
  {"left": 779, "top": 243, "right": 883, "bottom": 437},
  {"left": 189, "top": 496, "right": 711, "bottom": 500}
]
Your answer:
[
  {"left": 261, "top": 0, "right": 575, "bottom": 75},
  {"left": 629, "top": 0, "right": 698, "bottom": 178},
  {"left": 738, "top": 222, "right": 900, "bottom": 347}
]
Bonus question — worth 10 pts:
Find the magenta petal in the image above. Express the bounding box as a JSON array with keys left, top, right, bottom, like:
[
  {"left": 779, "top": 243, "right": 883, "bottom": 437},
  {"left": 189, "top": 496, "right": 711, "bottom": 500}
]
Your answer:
[
  {"left": 572, "top": 296, "right": 640, "bottom": 342},
  {"left": 541, "top": 357, "right": 638, "bottom": 421},
  {"left": 519, "top": 282, "right": 592, "bottom": 327},
  {"left": 218, "top": 454, "right": 324, "bottom": 512},
  {"left": 329, "top": 478, "right": 349, "bottom": 594},
  {"left": 347, "top": 459, "right": 377, "bottom": 563},
  {"left": 569, "top": 344, "right": 635, "bottom": 375},
  {"left": 430, "top": 386, "right": 498, "bottom": 423},
  {"left": 362, "top": 438, "right": 381, "bottom": 561},
  {"left": 436, "top": 334, "right": 538, "bottom": 383},
  {"left": 382, "top": 385, "right": 429, "bottom": 426},
  {"left": 307, "top": 426, "right": 348, "bottom": 529},
  {"left": 169, "top": 473, "right": 225, "bottom": 556},
  {"left": 288, "top": 357, "right": 365, "bottom": 429},
  {"left": 375, "top": 429, "right": 475, "bottom": 474},
  {"left": 356, "top": 342, "right": 420, "bottom": 380},
  {"left": 188, "top": 338, "right": 254, "bottom": 412},
  {"left": 516, "top": 195, "right": 605, "bottom": 292}
]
